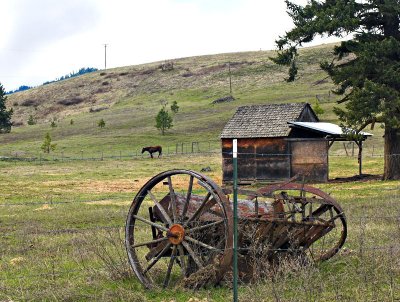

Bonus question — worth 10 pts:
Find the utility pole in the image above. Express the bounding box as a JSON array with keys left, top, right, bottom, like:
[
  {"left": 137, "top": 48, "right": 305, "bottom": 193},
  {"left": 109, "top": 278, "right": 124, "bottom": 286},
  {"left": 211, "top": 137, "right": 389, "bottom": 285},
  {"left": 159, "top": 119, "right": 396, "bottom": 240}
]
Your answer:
[
  {"left": 228, "top": 62, "right": 232, "bottom": 95},
  {"left": 104, "top": 44, "right": 108, "bottom": 70}
]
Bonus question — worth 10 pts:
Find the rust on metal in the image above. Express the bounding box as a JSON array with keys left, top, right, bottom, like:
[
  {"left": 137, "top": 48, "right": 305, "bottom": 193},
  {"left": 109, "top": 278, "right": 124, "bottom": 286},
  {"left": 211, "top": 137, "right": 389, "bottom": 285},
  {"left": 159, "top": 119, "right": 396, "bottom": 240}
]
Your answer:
[
  {"left": 125, "top": 169, "right": 347, "bottom": 289},
  {"left": 167, "top": 224, "right": 185, "bottom": 245}
]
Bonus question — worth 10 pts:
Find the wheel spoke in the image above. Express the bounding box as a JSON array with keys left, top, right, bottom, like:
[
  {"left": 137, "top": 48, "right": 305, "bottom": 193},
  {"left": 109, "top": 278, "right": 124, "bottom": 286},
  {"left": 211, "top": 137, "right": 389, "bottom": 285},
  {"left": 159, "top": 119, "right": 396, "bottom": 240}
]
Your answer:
[
  {"left": 182, "top": 241, "right": 203, "bottom": 269},
  {"left": 143, "top": 242, "right": 172, "bottom": 274},
  {"left": 163, "top": 245, "right": 177, "bottom": 288},
  {"left": 133, "top": 215, "right": 169, "bottom": 232},
  {"left": 131, "top": 237, "right": 168, "bottom": 249},
  {"left": 185, "top": 236, "right": 219, "bottom": 251},
  {"left": 189, "top": 219, "right": 224, "bottom": 233},
  {"left": 168, "top": 176, "right": 178, "bottom": 222},
  {"left": 185, "top": 192, "right": 211, "bottom": 225},
  {"left": 147, "top": 190, "right": 173, "bottom": 225},
  {"left": 177, "top": 245, "right": 187, "bottom": 276},
  {"left": 181, "top": 175, "right": 194, "bottom": 221}
]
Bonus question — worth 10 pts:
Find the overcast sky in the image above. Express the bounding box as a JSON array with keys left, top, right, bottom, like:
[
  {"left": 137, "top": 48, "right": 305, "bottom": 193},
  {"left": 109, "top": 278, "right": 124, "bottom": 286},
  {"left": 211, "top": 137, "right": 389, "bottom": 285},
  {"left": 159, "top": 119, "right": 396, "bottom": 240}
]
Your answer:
[{"left": 1, "top": 0, "right": 338, "bottom": 91}]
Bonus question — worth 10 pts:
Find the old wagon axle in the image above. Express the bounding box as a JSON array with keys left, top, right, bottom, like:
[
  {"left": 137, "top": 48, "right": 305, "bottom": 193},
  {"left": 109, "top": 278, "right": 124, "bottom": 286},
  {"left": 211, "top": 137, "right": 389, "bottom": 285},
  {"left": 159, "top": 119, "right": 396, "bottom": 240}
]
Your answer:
[{"left": 125, "top": 169, "right": 347, "bottom": 289}]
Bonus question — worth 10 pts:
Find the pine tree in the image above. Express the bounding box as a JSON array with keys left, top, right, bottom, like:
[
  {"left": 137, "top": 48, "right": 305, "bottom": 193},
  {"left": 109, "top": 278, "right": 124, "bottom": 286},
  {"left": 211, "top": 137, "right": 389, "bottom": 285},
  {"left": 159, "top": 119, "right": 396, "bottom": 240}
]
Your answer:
[
  {"left": 0, "top": 83, "right": 13, "bottom": 133},
  {"left": 98, "top": 118, "right": 105, "bottom": 128},
  {"left": 170, "top": 101, "right": 179, "bottom": 113},
  {"left": 155, "top": 104, "right": 173, "bottom": 135},
  {"left": 272, "top": 0, "right": 400, "bottom": 180},
  {"left": 313, "top": 99, "right": 324, "bottom": 116},
  {"left": 41, "top": 132, "right": 57, "bottom": 153}
]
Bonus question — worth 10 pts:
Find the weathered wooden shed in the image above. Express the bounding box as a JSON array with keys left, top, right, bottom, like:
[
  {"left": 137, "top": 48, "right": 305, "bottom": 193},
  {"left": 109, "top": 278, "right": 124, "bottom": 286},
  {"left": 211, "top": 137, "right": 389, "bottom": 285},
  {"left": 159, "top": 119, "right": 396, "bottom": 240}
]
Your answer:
[{"left": 221, "top": 103, "right": 332, "bottom": 183}]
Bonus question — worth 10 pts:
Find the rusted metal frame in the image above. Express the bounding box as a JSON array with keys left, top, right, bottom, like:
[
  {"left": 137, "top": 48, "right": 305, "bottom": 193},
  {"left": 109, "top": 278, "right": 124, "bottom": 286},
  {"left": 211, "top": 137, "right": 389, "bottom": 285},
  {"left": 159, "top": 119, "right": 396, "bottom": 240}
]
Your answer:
[
  {"left": 163, "top": 245, "right": 177, "bottom": 288},
  {"left": 244, "top": 217, "right": 330, "bottom": 227},
  {"left": 272, "top": 224, "right": 295, "bottom": 250},
  {"left": 167, "top": 176, "right": 178, "bottom": 223},
  {"left": 317, "top": 228, "right": 346, "bottom": 261},
  {"left": 329, "top": 206, "right": 335, "bottom": 222},
  {"left": 271, "top": 224, "right": 291, "bottom": 248},
  {"left": 257, "top": 175, "right": 301, "bottom": 198},
  {"left": 308, "top": 204, "right": 330, "bottom": 220},
  {"left": 290, "top": 224, "right": 311, "bottom": 247},
  {"left": 268, "top": 221, "right": 276, "bottom": 251},
  {"left": 251, "top": 219, "right": 275, "bottom": 246},
  {"left": 270, "top": 223, "right": 287, "bottom": 246},
  {"left": 255, "top": 196, "right": 259, "bottom": 216},
  {"left": 143, "top": 242, "right": 172, "bottom": 274},
  {"left": 328, "top": 212, "right": 345, "bottom": 223},
  {"left": 298, "top": 225, "right": 327, "bottom": 248},
  {"left": 147, "top": 190, "right": 173, "bottom": 225},
  {"left": 259, "top": 183, "right": 336, "bottom": 208},
  {"left": 301, "top": 226, "right": 333, "bottom": 251},
  {"left": 272, "top": 223, "right": 313, "bottom": 254},
  {"left": 182, "top": 241, "right": 204, "bottom": 269},
  {"left": 132, "top": 237, "right": 168, "bottom": 249}
]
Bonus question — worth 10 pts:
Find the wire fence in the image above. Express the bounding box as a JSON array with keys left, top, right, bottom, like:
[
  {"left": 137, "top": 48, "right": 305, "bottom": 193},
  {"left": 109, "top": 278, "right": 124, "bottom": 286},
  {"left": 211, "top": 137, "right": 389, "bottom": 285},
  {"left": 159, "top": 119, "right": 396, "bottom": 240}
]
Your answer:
[
  {"left": 0, "top": 140, "right": 395, "bottom": 163},
  {"left": 0, "top": 140, "right": 220, "bottom": 162}
]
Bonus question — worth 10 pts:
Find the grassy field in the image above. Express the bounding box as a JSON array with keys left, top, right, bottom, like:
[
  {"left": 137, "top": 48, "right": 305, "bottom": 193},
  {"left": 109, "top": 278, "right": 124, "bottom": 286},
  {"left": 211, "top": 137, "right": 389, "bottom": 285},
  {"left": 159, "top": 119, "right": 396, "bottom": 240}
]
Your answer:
[
  {"left": 0, "top": 154, "right": 399, "bottom": 301},
  {"left": 1, "top": 44, "right": 399, "bottom": 301}
]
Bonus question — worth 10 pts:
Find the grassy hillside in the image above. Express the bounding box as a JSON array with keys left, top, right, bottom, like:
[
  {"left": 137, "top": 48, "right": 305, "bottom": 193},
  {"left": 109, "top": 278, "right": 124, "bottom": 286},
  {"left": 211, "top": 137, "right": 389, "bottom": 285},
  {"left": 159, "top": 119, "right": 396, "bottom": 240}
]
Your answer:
[
  {"left": 3, "top": 43, "right": 369, "bottom": 156},
  {"left": 1, "top": 44, "right": 399, "bottom": 301}
]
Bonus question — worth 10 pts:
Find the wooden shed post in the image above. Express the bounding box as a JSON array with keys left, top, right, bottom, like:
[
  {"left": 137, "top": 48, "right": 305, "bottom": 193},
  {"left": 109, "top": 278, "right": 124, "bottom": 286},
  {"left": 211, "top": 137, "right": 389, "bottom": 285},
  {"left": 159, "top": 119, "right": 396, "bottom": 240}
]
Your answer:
[{"left": 357, "top": 140, "right": 363, "bottom": 176}]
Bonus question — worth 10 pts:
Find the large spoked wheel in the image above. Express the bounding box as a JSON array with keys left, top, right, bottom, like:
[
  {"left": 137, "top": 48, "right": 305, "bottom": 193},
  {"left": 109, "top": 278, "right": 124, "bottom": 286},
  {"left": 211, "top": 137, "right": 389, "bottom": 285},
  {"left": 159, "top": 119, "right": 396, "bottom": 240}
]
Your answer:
[
  {"left": 256, "top": 183, "right": 347, "bottom": 262},
  {"left": 125, "top": 169, "right": 233, "bottom": 289}
]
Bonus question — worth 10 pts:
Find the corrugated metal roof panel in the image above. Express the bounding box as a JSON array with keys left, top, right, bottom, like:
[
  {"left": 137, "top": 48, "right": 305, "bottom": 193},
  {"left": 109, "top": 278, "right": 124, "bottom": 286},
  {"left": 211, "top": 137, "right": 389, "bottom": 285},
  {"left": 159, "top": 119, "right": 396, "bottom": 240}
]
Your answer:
[{"left": 288, "top": 122, "right": 373, "bottom": 137}]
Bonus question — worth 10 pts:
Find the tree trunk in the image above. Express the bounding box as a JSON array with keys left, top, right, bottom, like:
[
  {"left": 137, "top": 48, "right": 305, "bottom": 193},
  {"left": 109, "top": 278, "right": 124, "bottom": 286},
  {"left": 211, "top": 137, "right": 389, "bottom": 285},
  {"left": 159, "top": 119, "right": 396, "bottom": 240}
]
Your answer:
[{"left": 383, "top": 127, "right": 400, "bottom": 180}]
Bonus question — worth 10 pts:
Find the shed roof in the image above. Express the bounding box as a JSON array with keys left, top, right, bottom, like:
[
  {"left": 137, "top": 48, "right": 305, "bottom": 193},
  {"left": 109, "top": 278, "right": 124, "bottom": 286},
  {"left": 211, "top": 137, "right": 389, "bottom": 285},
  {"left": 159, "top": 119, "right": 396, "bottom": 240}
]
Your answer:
[{"left": 220, "top": 103, "right": 314, "bottom": 138}]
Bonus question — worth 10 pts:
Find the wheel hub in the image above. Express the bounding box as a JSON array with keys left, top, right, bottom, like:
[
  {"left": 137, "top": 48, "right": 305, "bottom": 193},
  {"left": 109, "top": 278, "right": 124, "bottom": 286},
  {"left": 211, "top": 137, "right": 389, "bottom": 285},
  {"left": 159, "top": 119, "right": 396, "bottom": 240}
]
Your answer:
[{"left": 167, "top": 224, "right": 185, "bottom": 245}]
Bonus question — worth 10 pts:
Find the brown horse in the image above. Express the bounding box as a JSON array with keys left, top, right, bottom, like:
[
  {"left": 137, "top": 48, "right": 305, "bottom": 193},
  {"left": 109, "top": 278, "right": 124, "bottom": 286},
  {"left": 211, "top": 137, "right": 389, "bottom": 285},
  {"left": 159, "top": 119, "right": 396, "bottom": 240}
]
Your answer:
[{"left": 142, "top": 146, "right": 162, "bottom": 158}]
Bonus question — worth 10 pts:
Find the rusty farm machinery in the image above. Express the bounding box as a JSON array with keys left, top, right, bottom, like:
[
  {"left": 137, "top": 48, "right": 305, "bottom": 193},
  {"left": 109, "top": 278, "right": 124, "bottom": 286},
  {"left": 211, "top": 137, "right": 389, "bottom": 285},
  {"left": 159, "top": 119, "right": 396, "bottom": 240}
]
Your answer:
[{"left": 125, "top": 169, "right": 347, "bottom": 289}]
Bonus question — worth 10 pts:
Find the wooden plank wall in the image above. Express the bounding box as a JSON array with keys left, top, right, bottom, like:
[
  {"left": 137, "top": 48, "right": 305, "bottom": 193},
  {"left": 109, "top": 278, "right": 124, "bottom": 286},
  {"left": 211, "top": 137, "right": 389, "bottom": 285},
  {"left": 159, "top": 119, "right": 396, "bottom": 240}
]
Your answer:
[
  {"left": 222, "top": 138, "right": 290, "bottom": 182},
  {"left": 222, "top": 138, "right": 328, "bottom": 183}
]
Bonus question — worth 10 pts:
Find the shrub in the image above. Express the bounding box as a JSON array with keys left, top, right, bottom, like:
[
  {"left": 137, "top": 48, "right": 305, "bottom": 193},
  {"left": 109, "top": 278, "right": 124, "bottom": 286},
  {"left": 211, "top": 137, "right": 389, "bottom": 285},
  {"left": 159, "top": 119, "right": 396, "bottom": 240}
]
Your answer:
[
  {"left": 27, "top": 115, "right": 36, "bottom": 125},
  {"left": 98, "top": 118, "right": 106, "bottom": 128}
]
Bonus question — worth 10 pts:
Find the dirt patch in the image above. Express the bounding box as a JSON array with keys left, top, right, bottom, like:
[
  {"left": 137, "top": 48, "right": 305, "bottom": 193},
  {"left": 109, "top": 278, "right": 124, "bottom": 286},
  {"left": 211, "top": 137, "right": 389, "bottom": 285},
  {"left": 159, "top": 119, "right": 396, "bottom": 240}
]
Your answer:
[
  {"left": 329, "top": 174, "right": 382, "bottom": 183},
  {"left": 10, "top": 257, "right": 25, "bottom": 266},
  {"left": 20, "top": 99, "right": 40, "bottom": 107},
  {"left": 34, "top": 204, "right": 53, "bottom": 211},
  {"left": 57, "top": 97, "right": 84, "bottom": 106},
  {"left": 76, "top": 179, "right": 146, "bottom": 193},
  {"left": 84, "top": 200, "right": 130, "bottom": 206},
  {"left": 212, "top": 95, "right": 235, "bottom": 104}
]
